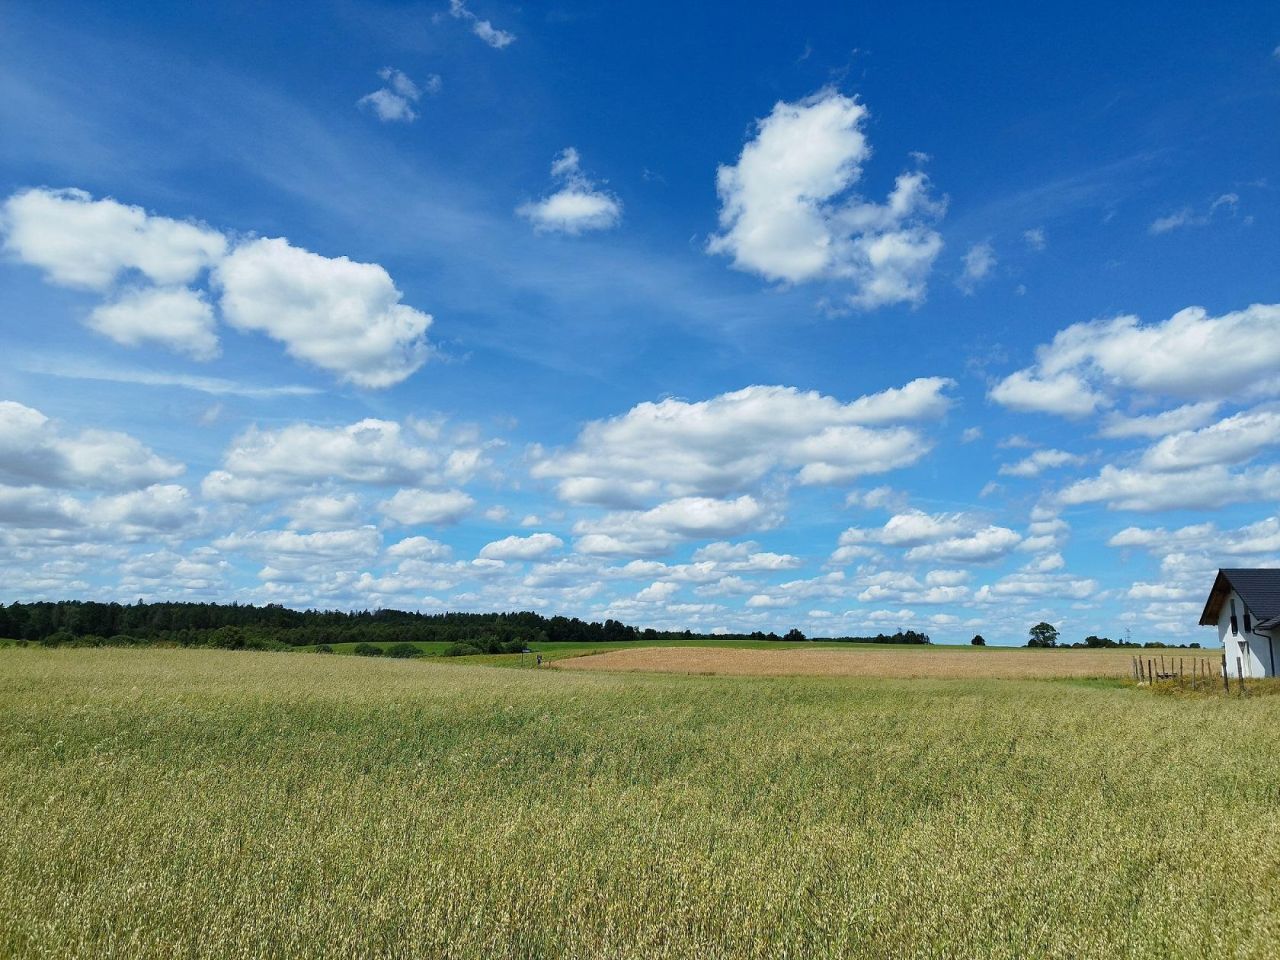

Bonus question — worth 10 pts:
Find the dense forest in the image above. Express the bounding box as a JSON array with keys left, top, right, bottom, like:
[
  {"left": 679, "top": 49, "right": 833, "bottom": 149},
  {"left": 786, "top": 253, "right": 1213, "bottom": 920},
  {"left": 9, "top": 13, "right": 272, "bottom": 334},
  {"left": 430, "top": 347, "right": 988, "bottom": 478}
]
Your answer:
[{"left": 0, "top": 600, "right": 932, "bottom": 652}]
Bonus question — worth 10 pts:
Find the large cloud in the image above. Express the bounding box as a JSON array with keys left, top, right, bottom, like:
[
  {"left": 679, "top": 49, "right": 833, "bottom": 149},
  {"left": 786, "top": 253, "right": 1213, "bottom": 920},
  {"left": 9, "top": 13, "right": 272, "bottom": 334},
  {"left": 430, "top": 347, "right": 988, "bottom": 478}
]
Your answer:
[
  {"left": 215, "top": 237, "right": 433, "bottom": 388},
  {"left": 1, "top": 187, "right": 225, "bottom": 291},
  {"left": 573, "top": 495, "right": 773, "bottom": 556},
  {"left": 378, "top": 488, "right": 475, "bottom": 526},
  {"left": 532, "top": 379, "right": 953, "bottom": 507},
  {"left": 3, "top": 188, "right": 437, "bottom": 387},
  {"left": 478, "top": 532, "right": 564, "bottom": 561},
  {"left": 0, "top": 400, "right": 183, "bottom": 490},
  {"left": 991, "top": 303, "right": 1280, "bottom": 415},
  {"left": 0, "top": 482, "right": 197, "bottom": 540},
  {"left": 1054, "top": 406, "right": 1280, "bottom": 511},
  {"left": 1058, "top": 463, "right": 1280, "bottom": 511},
  {"left": 203, "top": 417, "right": 489, "bottom": 505},
  {"left": 87, "top": 286, "right": 219, "bottom": 359},
  {"left": 1139, "top": 408, "right": 1280, "bottom": 471},
  {"left": 215, "top": 527, "right": 381, "bottom": 562},
  {"left": 839, "top": 510, "right": 1023, "bottom": 563},
  {"left": 707, "top": 89, "right": 945, "bottom": 308}
]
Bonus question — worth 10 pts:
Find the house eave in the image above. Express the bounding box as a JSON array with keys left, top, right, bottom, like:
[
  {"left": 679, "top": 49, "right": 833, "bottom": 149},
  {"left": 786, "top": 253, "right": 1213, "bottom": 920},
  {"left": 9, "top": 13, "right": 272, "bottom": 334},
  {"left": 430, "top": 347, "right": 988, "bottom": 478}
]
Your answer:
[{"left": 1198, "top": 570, "right": 1231, "bottom": 627}]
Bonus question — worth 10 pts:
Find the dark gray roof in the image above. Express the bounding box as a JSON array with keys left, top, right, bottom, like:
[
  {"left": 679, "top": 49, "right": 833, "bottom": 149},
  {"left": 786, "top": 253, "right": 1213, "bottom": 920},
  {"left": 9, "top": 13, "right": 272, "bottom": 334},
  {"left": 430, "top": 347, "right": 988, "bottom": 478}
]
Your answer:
[{"left": 1199, "top": 569, "right": 1280, "bottom": 625}]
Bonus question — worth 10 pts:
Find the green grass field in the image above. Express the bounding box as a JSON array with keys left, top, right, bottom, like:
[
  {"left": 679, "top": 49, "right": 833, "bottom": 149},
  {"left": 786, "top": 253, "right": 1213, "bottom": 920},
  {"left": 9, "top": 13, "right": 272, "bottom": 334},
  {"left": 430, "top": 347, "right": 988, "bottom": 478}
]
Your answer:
[{"left": 3, "top": 647, "right": 1277, "bottom": 958}]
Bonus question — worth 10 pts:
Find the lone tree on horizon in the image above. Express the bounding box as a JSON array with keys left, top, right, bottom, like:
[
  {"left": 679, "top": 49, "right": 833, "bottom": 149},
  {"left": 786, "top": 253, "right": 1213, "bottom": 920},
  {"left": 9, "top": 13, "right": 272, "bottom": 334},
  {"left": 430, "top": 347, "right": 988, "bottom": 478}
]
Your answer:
[
  {"left": 1026, "top": 622, "right": 1059, "bottom": 648},
  {"left": 971, "top": 634, "right": 985, "bottom": 646}
]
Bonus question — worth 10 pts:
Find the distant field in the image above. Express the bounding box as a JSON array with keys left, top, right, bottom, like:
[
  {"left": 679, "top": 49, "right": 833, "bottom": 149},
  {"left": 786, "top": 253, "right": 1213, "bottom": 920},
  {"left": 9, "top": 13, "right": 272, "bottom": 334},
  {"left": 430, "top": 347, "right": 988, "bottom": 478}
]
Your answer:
[
  {"left": 306, "top": 637, "right": 1212, "bottom": 669},
  {"left": 300, "top": 637, "right": 958, "bottom": 663},
  {"left": 4, "top": 647, "right": 1276, "bottom": 959},
  {"left": 556, "top": 644, "right": 1213, "bottom": 679}
]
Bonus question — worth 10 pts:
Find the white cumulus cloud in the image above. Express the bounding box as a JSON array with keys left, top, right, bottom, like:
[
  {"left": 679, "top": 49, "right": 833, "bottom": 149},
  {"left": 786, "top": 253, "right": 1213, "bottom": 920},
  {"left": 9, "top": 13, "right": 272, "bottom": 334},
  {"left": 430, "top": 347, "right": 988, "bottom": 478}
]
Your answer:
[
  {"left": 87, "top": 286, "right": 219, "bottom": 359},
  {"left": 1, "top": 187, "right": 226, "bottom": 291},
  {"left": 532, "top": 379, "right": 953, "bottom": 507},
  {"left": 517, "top": 148, "right": 622, "bottom": 235},
  {"left": 707, "top": 89, "right": 945, "bottom": 308},
  {"left": 478, "top": 532, "right": 564, "bottom": 561},
  {"left": 0, "top": 400, "right": 183, "bottom": 491},
  {"left": 991, "top": 303, "right": 1280, "bottom": 415},
  {"left": 379, "top": 488, "right": 475, "bottom": 526},
  {"left": 215, "top": 237, "right": 433, "bottom": 388}
]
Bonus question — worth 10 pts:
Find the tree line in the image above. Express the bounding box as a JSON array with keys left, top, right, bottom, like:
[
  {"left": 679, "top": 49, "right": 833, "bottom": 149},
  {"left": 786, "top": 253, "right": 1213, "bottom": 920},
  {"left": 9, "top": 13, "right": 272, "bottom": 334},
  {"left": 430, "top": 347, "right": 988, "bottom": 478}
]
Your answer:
[
  {"left": 1022, "top": 622, "right": 1201, "bottom": 649},
  {"left": 0, "top": 600, "right": 930, "bottom": 651}
]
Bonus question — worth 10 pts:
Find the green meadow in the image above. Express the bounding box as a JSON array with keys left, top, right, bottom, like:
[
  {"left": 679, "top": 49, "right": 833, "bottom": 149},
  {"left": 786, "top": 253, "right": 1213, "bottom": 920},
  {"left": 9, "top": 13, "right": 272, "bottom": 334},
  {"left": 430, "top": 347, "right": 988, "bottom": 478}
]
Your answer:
[{"left": 3, "top": 647, "right": 1278, "bottom": 959}]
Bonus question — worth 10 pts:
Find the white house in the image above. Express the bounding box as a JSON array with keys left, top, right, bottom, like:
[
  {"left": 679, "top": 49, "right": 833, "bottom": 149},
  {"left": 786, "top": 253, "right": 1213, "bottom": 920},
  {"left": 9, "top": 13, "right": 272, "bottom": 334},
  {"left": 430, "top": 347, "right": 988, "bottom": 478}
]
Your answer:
[{"left": 1199, "top": 568, "right": 1280, "bottom": 678}]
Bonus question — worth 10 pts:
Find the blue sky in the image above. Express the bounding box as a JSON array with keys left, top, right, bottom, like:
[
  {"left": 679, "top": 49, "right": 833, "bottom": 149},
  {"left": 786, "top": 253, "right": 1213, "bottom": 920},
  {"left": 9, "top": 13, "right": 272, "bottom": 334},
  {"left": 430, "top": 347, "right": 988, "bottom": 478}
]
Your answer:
[{"left": 1, "top": 0, "right": 1277, "bottom": 644}]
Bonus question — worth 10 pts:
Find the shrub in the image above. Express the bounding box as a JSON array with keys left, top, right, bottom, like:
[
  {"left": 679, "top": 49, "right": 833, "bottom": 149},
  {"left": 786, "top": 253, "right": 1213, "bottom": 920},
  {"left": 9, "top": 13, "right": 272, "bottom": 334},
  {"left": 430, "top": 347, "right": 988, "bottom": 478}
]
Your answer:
[
  {"left": 441, "top": 642, "right": 483, "bottom": 657},
  {"left": 314, "top": 644, "right": 334, "bottom": 655},
  {"left": 386, "top": 642, "right": 420, "bottom": 659},
  {"left": 352, "top": 642, "right": 384, "bottom": 657}
]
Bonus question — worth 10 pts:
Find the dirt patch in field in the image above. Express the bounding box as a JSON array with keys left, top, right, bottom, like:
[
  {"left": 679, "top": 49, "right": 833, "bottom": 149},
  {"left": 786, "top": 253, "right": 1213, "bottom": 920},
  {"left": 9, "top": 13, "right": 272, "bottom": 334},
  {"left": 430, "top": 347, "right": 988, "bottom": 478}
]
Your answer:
[{"left": 553, "top": 646, "right": 1183, "bottom": 680}]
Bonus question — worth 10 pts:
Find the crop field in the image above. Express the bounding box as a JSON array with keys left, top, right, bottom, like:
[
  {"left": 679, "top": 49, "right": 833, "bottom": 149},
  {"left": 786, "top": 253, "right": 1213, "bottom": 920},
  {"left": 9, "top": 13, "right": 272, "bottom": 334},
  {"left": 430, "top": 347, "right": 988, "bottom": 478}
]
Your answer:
[
  {"left": 554, "top": 644, "right": 1203, "bottom": 679},
  {"left": 3, "top": 647, "right": 1278, "bottom": 959}
]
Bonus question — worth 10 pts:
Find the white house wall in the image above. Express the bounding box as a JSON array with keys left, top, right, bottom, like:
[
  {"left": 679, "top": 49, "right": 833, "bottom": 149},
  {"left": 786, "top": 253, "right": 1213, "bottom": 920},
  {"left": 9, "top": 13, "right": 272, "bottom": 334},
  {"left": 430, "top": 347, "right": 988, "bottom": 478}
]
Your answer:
[{"left": 1215, "top": 587, "right": 1277, "bottom": 678}]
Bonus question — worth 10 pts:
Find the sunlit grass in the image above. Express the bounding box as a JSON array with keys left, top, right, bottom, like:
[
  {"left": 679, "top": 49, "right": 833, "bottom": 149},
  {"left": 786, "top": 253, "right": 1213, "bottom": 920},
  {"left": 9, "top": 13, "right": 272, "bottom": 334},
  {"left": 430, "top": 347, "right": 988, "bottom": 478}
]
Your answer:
[{"left": 2, "top": 647, "right": 1277, "bottom": 958}]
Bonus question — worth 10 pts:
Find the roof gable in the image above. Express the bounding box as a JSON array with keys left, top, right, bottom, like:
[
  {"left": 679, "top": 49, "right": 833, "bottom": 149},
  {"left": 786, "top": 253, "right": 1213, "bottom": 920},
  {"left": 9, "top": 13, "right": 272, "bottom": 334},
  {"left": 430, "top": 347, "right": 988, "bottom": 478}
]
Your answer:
[{"left": 1200, "top": 568, "right": 1280, "bottom": 626}]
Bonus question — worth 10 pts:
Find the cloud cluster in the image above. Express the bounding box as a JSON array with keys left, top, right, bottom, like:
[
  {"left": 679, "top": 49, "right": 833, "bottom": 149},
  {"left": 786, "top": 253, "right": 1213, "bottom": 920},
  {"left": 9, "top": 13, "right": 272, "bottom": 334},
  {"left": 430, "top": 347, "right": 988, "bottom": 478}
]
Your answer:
[
  {"left": 990, "top": 303, "right": 1280, "bottom": 417},
  {"left": 2, "top": 188, "right": 435, "bottom": 388},
  {"left": 998, "top": 448, "right": 1084, "bottom": 478},
  {"left": 0, "top": 400, "right": 183, "bottom": 490},
  {"left": 573, "top": 495, "right": 774, "bottom": 556},
  {"left": 358, "top": 67, "right": 439, "bottom": 123},
  {"left": 836, "top": 510, "right": 1023, "bottom": 564},
  {"left": 449, "top": 0, "right": 516, "bottom": 49},
  {"left": 0, "top": 401, "right": 198, "bottom": 548},
  {"left": 707, "top": 89, "right": 945, "bottom": 308},
  {"left": 203, "top": 416, "right": 487, "bottom": 516},
  {"left": 533, "top": 378, "right": 953, "bottom": 508}
]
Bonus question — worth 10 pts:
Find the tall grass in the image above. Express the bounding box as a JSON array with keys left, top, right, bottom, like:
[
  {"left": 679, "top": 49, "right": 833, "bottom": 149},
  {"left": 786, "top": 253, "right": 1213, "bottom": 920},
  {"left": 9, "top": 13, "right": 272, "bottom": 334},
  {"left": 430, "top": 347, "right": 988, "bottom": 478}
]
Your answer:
[{"left": 2, "top": 648, "right": 1277, "bottom": 958}]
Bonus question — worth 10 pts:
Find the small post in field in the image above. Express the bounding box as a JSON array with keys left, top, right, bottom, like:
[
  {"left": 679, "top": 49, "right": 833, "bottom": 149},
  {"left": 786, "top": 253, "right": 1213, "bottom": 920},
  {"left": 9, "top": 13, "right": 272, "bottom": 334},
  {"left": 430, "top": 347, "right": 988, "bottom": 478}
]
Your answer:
[
  {"left": 1148, "top": 659, "right": 1154, "bottom": 684},
  {"left": 1237, "top": 657, "right": 1245, "bottom": 696},
  {"left": 1223, "top": 656, "right": 1230, "bottom": 694}
]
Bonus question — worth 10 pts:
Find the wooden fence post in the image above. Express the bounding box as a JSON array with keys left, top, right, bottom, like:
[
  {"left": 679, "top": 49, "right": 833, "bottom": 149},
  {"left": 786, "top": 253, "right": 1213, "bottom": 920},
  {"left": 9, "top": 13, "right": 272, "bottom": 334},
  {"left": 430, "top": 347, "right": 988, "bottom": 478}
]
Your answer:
[
  {"left": 1237, "top": 657, "right": 1245, "bottom": 696},
  {"left": 1223, "top": 656, "right": 1230, "bottom": 694}
]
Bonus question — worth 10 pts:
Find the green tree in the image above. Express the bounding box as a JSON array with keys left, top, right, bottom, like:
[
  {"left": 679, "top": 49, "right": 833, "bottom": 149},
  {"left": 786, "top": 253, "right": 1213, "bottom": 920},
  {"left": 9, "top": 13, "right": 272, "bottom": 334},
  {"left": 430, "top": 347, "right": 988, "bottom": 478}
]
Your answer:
[
  {"left": 971, "top": 634, "right": 986, "bottom": 646},
  {"left": 1026, "top": 622, "right": 1059, "bottom": 648},
  {"left": 784, "top": 628, "right": 806, "bottom": 642}
]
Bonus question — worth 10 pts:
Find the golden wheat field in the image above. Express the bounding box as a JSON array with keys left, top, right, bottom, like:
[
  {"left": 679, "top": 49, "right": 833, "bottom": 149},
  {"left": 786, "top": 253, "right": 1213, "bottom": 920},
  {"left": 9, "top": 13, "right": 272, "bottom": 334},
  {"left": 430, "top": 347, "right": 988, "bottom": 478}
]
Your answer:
[
  {"left": 553, "top": 644, "right": 1199, "bottom": 679},
  {"left": 3, "top": 647, "right": 1278, "bottom": 959}
]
